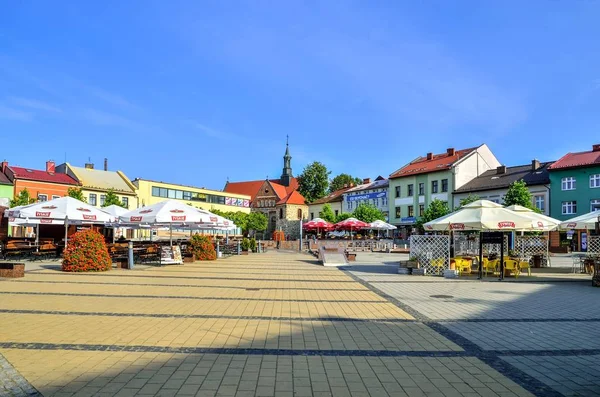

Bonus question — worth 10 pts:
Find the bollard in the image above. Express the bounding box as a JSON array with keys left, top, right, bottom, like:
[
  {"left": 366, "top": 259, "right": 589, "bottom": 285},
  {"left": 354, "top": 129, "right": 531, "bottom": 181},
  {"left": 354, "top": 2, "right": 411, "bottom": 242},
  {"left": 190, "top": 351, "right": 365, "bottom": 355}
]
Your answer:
[
  {"left": 237, "top": 240, "right": 241, "bottom": 255},
  {"left": 128, "top": 241, "right": 134, "bottom": 269}
]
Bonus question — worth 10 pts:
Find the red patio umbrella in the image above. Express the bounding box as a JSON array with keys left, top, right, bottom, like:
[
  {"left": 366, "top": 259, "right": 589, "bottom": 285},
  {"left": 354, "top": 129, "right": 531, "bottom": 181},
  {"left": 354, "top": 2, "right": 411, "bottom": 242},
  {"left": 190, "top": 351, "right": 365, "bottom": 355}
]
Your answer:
[
  {"left": 303, "top": 218, "right": 333, "bottom": 239},
  {"left": 334, "top": 217, "right": 369, "bottom": 244}
]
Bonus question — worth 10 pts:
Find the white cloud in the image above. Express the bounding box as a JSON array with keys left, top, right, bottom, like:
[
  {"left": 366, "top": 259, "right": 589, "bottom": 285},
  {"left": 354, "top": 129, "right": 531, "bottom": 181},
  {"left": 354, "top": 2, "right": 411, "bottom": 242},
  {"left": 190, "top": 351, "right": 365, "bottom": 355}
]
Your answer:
[
  {"left": 0, "top": 104, "right": 32, "bottom": 121},
  {"left": 9, "top": 96, "right": 62, "bottom": 113}
]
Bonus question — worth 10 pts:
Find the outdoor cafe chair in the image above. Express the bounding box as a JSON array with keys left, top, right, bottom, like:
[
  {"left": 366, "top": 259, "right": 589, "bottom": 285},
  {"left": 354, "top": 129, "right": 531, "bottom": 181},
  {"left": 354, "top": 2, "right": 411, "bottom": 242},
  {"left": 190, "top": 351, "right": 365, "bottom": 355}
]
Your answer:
[{"left": 503, "top": 259, "right": 521, "bottom": 278}]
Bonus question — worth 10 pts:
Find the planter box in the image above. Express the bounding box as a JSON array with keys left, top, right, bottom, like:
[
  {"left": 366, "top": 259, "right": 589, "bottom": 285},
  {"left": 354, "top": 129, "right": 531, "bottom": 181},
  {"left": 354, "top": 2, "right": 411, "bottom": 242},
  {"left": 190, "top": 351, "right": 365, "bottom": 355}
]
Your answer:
[
  {"left": 0, "top": 263, "right": 25, "bottom": 278},
  {"left": 398, "top": 267, "right": 410, "bottom": 275},
  {"left": 443, "top": 269, "right": 459, "bottom": 279},
  {"left": 401, "top": 260, "right": 419, "bottom": 269},
  {"left": 412, "top": 268, "right": 427, "bottom": 276}
]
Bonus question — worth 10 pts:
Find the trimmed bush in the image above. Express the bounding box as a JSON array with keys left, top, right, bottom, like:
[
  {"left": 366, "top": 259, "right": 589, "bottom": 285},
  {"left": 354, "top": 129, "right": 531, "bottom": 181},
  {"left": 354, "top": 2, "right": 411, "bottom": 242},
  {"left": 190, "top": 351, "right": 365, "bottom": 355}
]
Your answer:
[
  {"left": 62, "top": 229, "right": 111, "bottom": 272},
  {"left": 249, "top": 238, "right": 257, "bottom": 252},
  {"left": 189, "top": 234, "right": 216, "bottom": 261},
  {"left": 241, "top": 237, "right": 251, "bottom": 252}
]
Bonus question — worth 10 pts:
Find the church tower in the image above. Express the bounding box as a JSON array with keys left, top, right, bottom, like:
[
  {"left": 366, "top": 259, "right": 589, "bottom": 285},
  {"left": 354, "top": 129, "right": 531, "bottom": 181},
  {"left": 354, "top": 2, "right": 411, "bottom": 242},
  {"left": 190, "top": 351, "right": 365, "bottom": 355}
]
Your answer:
[{"left": 280, "top": 135, "right": 293, "bottom": 187}]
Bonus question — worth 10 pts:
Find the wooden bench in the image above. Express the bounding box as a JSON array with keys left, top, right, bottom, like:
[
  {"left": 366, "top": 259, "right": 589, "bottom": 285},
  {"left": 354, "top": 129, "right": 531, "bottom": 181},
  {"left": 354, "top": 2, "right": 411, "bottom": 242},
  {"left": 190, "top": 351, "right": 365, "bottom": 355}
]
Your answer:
[{"left": 0, "top": 263, "right": 25, "bottom": 278}]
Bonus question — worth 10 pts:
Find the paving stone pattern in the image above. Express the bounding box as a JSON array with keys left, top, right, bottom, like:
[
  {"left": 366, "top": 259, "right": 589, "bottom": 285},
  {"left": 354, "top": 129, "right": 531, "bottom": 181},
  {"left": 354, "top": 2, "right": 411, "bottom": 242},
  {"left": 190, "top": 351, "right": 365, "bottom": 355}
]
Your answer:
[{"left": 0, "top": 253, "right": 594, "bottom": 396}]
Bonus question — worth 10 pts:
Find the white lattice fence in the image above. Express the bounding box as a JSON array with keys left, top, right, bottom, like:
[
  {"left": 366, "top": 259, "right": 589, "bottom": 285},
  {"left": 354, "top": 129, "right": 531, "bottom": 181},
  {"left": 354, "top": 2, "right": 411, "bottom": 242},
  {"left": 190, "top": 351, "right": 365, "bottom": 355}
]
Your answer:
[
  {"left": 589, "top": 236, "right": 600, "bottom": 254},
  {"left": 515, "top": 236, "right": 548, "bottom": 261},
  {"left": 410, "top": 235, "right": 450, "bottom": 275},
  {"left": 482, "top": 235, "right": 509, "bottom": 256}
]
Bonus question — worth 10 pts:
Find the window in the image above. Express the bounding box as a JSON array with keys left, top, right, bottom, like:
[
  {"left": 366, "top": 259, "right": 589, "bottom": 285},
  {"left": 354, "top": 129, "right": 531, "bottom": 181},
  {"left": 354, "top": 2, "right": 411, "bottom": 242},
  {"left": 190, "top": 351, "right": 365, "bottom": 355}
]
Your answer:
[
  {"left": 311, "top": 213, "right": 314, "bottom": 220},
  {"left": 382, "top": 196, "right": 387, "bottom": 206},
  {"left": 279, "top": 208, "right": 283, "bottom": 219},
  {"left": 298, "top": 209, "right": 303, "bottom": 219},
  {"left": 122, "top": 197, "right": 129, "bottom": 208},
  {"left": 52, "top": 195, "right": 60, "bottom": 200},
  {"left": 408, "top": 205, "right": 414, "bottom": 217},
  {"left": 347, "top": 200, "right": 352, "bottom": 210},
  {"left": 183, "top": 191, "right": 192, "bottom": 200},
  {"left": 591, "top": 199, "right": 600, "bottom": 212},
  {"left": 419, "top": 204, "right": 425, "bottom": 216},
  {"left": 408, "top": 184, "right": 414, "bottom": 196},
  {"left": 418, "top": 183, "right": 424, "bottom": 196},
  {"left": 562, "top": 201, "right": 577, "bottom": 215},
  {"left": 168, "top": 189, "right": 176, "bottom": 199},
  {"left": 38, "top": 194, "right": 48, "bottom": 202},
  {"left": 89, "top": 194, "right": 97, "bottom": 206},
  {"left": 431, "top": 180, "right": 438, "bottom": 194},
  {"left": 100, "top": 195, "right": 106, "bottom": 206},
  {"left": 152, "top": 187, "right": 160, "bottom": 197},
  {"left": 561, "top": 177, "right": 576, "bottom": 191},
  {"left": 395, "top": 186, "right": 401, "bottom": 198},
  {"left": 441, "top": 179, "right": 448, "bottom": 192},
  {"left": 175, "top": 190, "right": 183, "bottom": 200},
  {"left": 590, "top": 174, "right": 600, "bottom": 188},
  {"left": 533, "top": 195, "right": 545, "bottom": 212},
  {"left": 395, "top": 206, "right": 401, "bottom": 218},
  {"left": 335, "top": 210, "right": 339, "bottom": 217},
  {"left": 373, "top": 198, "right": 379, "bottom": 207}
]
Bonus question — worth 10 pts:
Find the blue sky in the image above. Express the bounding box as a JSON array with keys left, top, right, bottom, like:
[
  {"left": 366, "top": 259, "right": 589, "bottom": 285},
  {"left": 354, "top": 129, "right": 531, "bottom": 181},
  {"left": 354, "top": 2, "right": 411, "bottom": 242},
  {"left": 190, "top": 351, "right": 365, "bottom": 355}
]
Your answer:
[{"left": 1, "top": 1, "right": 599, "bottom": 190}]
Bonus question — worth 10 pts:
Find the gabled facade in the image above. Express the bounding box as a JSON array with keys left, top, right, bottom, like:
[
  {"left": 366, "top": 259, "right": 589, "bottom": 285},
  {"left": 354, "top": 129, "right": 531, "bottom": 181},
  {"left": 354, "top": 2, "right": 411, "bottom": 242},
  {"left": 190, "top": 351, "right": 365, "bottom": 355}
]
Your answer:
[
  {"left": 548, "top": 144, "right": 600, "bottom": 221},
  {"left": 56, "top": 161, "right": 137, "bottom": 209},
  {"left": 1, "top": 160, "right": 79, "bottom": 203},
  {"left": 342, "top": 177, "right": 389, "bottom": 220},
  {"left": 453, "top": 160, "right": 552, "bottom": 215},
  {"left": 308, "top": 186, "right": 353, "bottom": 221},
  {"left": 388, "top": 145, "right": 500, "bottom": 235}
]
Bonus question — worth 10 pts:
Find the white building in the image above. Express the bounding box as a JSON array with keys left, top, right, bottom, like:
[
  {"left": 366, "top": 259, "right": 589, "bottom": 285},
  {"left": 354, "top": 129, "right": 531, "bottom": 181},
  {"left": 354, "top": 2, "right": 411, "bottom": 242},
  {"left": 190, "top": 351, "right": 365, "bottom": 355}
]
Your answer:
[{"left": 342, "top": 177, "right": 389, "bottom": 220}]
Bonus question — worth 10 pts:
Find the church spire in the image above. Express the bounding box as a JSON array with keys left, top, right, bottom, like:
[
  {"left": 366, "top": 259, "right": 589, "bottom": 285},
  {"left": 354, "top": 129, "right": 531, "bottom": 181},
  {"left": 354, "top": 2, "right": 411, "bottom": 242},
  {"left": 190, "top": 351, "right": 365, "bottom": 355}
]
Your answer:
[{"left": 280, "top": 135, "right": 293, "bottom": 187}]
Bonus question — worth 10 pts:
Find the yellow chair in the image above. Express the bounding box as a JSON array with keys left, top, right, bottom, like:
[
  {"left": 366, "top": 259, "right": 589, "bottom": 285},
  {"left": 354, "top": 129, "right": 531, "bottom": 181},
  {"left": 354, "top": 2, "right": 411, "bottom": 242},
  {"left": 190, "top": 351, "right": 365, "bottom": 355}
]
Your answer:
[
  {"left": 519, "top": 260, "right": 531, "bottom": 276},
  {"left": 503, "top": 260, "right": 521, "bottom": 278},
  {"left": 431, "top": 258, "right": 446, "bottom": 275},
  {"left": 482, "top": 258, "right": 499, "bottom": 276}
]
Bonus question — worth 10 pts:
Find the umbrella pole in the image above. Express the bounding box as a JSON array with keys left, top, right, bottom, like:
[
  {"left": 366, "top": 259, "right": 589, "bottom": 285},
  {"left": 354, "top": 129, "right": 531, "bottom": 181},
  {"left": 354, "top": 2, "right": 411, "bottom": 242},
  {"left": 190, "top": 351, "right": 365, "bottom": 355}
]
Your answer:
[
  {"left": 170, "top": 223, "right": 173, "bottom": 246},
  {"left": 64, "top": 217, "right": 69, "bottom": 249}
]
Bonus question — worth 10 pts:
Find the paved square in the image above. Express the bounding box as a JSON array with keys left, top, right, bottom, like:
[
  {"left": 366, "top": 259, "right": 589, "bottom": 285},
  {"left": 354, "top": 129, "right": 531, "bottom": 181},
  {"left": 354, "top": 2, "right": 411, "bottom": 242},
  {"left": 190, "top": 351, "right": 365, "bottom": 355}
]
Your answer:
[{"left": 1, "top": 252, "right": 596, "bottom": 396}]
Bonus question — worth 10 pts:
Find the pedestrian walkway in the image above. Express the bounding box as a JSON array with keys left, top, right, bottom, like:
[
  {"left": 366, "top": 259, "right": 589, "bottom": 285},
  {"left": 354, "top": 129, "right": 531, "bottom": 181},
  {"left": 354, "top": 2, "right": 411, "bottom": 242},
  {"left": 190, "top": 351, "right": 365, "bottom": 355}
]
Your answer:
[{"left": 0, "top": 251, "right": 588, "bottom": 396}]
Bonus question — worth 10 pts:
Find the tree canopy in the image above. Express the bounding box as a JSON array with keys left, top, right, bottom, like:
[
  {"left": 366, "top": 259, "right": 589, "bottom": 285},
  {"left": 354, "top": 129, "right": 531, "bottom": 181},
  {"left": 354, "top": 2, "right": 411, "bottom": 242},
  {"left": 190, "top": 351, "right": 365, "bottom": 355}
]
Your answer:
[
  {"left": 335, "top": 212, "right": 352, "bottom": 223},
  {"left": 101, "top": 189, "right": 126, "bottom": 208},
  {"left": 297, "top": 161, "right": 330, "bottom": 203},
  {"left": 502, "top": 180, "right": 539, "bottom": 212},
  {"left": 10, "top": 188, "right": 36, "bottom": 207},
  {"left": 352, "top": 203, "right": 385, "bottom": 223},
  {"left": 459, "top": 194, "right": 480, "bottom": 208},
  {"left": 246, "top": 212, "right": 268, "bottom": 235},
  {"left": 416, "top": 199, "right": 450, "bottom": 230},
  {"left": 320, "top": 203, "right": 336, "bottom": 223},
  {"left": 67, "top": 187, "right": 87, "bottom": 203},
  {"left": 329, "top": 173, "right": 362, "bottom": 193}
]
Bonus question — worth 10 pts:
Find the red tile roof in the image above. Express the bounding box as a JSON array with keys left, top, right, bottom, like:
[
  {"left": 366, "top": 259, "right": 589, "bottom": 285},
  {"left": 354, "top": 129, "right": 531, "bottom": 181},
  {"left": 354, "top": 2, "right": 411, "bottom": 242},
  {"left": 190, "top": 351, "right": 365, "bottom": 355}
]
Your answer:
[
  {"left": 224, "top": 177, "right": 299, "bottom": 201},
  {"left": 310, "top": 186, "right": 353, "bottom": 205},
  {"left": 548, "top": 146, "right": 600, "bottom": 170},
  {"left": 389, "top": 147, "right": 477, "bottom": 179},
  {"left": 277, "top": 190, "right": 306, "bottom": 205},
  {"left": 9, "top": 166, "right": 79, "bottom": 185},
  {"left": 0, "top": 171, "right": 10, "bottom": 185}
]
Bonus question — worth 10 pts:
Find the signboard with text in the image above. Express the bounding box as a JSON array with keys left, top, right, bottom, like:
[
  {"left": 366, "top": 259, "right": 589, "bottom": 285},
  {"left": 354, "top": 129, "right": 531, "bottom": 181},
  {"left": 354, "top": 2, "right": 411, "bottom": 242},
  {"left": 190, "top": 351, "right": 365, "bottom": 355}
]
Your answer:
[{"left": 347, "top": 191, "right": 386, "bottom": 202}]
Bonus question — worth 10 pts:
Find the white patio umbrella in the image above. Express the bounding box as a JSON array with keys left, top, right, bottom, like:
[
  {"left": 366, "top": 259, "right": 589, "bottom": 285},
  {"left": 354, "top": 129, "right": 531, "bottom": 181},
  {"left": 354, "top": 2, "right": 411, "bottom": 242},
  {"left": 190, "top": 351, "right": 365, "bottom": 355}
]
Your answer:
[
  {"left": 504, "top": 205, "right": 560, "bottom": 231},
  {"left": 559, "top": 209, "right": 600, "bottom": 230},
  {"left": 101, "top": 204, "right": 131, "bottom": 242},
  {"left": 119, "top": 200, "right": 216, "bottom": 245},
  {"left": 16, "top": 197, "right": 113, "bottom": 248},
  {"left": 369, "top": 220, "right": 396, "bottom": 238}
]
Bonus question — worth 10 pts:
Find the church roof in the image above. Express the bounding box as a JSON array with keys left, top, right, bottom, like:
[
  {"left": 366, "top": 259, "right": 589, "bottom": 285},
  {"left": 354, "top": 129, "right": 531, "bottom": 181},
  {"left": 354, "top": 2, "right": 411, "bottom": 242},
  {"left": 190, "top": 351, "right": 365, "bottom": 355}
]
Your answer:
[
  {"left": 224, "top": 177, "right": 298, "bottom": 201},
  {"left": 277, "top": 190, "right": 306, "bottom": 205}
]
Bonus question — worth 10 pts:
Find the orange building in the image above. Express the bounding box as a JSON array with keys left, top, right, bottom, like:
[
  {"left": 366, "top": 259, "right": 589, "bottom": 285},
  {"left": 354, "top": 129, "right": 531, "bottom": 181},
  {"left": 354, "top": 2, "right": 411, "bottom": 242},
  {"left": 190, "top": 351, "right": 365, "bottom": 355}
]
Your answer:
[{"left": 1, "top": 160, "right": 80, "bottom": 202}]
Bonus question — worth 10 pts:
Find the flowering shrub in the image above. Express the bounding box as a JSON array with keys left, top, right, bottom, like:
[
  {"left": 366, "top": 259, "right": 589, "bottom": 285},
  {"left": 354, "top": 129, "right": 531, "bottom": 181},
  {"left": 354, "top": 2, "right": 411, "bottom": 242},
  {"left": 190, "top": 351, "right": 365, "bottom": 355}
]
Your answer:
[
  {"left": 62, "top": 229, "right": 111, "bottom": 272},
  {"left": 188, "top": 234, "right": 216, "bottom": 261}
]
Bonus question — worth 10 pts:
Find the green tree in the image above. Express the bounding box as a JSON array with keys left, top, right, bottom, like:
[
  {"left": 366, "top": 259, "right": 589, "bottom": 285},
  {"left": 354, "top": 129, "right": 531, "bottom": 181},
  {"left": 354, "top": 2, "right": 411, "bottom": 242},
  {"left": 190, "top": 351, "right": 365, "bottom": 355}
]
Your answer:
[
  {"left": 329, "top": 173, "right": 362, "bottom": 193},
  {"left": 67, "top": 187, "right": 87, "bottom": 203},
  {"left": 459, "top": 194, "right": 480, "bottom": 208},
  {"left": 9, "top": 188, "right": 36, "bottom": 207},
  {"left": 297, "top": 161, "right": 330, "bottom": 203},
  {"left": 101, "top": 189, "right": 126, "bottom": 208},
  {"left": 352, "top": 203, "right": 385, "bottom": 223},
  {"left": 416, "top": 199, "right": 450, "bottom": 231},
  {"left": 320, "top": 203, "right": 336, "bottom": 222},
  {"left": 335, "top": 212, "right": 353, "bottom": 223},
  {"left": 246, "top": 211, "right": 268, "bottom": 236},
  {"left": 502, "top": 180, "right": 539, "bottom": 212}
]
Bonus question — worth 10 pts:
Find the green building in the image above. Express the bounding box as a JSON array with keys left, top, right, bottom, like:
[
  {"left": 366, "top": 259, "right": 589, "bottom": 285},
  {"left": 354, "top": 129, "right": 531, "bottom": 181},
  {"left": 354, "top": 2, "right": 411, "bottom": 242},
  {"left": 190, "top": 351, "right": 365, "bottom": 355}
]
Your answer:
[
  {"left": 548, "top": 144, "right": 600, "bottom": 221},
  {"left": 0, "top": 170, "right": 13, "bottom": 207},
  {"left": 388, "top": 145, "right": 500, "bottom": 238}
]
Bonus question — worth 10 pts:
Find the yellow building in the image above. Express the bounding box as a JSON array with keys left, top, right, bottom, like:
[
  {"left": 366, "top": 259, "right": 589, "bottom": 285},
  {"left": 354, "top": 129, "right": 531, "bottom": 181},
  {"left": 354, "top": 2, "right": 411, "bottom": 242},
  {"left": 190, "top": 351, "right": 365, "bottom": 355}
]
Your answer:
[{"left": 132, "top": 178, "right": 251, "bottom": 213}]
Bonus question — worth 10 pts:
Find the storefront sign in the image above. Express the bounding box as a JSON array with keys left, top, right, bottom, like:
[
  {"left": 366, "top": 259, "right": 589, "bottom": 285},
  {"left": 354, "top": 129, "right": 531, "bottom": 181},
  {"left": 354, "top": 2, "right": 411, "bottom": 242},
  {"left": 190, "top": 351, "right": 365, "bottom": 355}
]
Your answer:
[
  {"left": 400, "top": 217, "right": 416, "bottom": 224},
  {"left": 582, "top": 232, "right": 587, "bottom": 252},
  {"left": 481, "top": 232, "right": 503, "bottom": 244},
  {"left": 347, "top": 191, "right": 386, "bottom": 202}
]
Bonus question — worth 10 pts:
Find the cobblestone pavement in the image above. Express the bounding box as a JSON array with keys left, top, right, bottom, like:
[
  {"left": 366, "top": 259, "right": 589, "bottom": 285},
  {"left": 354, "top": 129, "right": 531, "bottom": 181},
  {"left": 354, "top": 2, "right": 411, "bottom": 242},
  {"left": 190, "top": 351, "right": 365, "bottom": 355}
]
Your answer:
[
  {"left": 0, "top": 253, "right": 591, "bottom": 396},
  {"left": 348, "top": 262, "right": 600, "bottom": 397}
]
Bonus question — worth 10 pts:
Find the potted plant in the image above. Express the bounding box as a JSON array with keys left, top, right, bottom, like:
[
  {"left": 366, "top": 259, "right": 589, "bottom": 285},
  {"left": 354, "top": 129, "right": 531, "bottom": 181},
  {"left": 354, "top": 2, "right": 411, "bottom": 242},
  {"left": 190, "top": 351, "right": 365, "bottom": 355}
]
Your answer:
[
  {"left": 249, "top": 238, "right": 257, "bottom": 253},
  {"left": 241, "top": 238, "right": 251, "bottom": 255},
  {"left": 404, "top": 256, "right": 419, "bottom": 269}
]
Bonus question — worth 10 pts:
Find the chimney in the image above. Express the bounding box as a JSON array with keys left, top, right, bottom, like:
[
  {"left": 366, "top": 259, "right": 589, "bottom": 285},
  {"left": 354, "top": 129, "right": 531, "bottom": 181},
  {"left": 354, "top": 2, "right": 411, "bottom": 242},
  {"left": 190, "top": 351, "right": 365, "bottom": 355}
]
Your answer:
[
  {"left": 426, "top": 152, "right": 433, "bottom": 160},
  {"left": 46, "top": 160, "right": 55, "bottom": 173},
  {"left": 593, "top": 144, "right": 600, "bottom": 152},
  {"left": 447, "top": 148, "right": 455, "bottom": 156},
  {"left": 85, "top": 163, "right": 94, "bottom": 169},
  {"left": 362, "top": 178, "right": 371, "bottom": 184},
  {"left": 1, "top": 160, "right": 7, "bottom": 174},
  {"left": 104, "top": 158, "right": 108, "bottom": 171},
  {"left": 496, "top": 165, "right": 507, "bottom": 174},
  {"left": 531, "top": 159, "right": 540, "bottom": 171}
]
